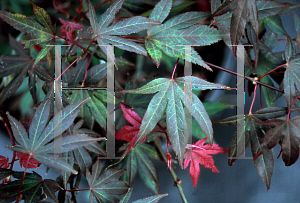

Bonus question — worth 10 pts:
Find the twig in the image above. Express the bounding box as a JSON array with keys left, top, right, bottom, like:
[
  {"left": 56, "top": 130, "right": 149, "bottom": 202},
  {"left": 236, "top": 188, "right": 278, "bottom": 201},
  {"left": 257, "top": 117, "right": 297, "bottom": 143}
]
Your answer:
[
  {"left": 171, "top": 58, "right": 180, "bottom": 79},
  {"left": 204, "top": 61, "right": 284, "bottom": 93},
  {"left": 154, "top": 138, "right": 188, "bottom": 203},
  {"left": 16, "top": 155, "right": 31, "bottom": 203},
  {"left": 0, "top": 112, "right": 17, "bottom": 172},
  {"left": 249, "top": 84, "right": 257, "bottom": 114}
]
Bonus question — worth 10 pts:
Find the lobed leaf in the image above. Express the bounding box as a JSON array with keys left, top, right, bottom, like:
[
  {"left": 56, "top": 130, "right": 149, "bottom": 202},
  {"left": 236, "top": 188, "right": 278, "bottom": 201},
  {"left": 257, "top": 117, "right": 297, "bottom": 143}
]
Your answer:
[
  {"left": 29, "top": 0, "right": 55, "bottom": 33},
  {"left": 103, "top": 16, "right": 160, "bottom": 36},
  {"left": 122, "top": 76, "right": 227, "bottom": 166},
  {"left": 263, "top": 15, "right": 287, "bottom": 36},
  {"left": 284, "top": 54, "right": 300, "bottom": 110},
  {"left": 87, "top": 159, "right": 129, "bottom": 203},
  {"left": 149, "top": 0, "right": 172, "bottom": 23},
  {"left": 132, "top": 194, "right": 168, "bottom": 203}
]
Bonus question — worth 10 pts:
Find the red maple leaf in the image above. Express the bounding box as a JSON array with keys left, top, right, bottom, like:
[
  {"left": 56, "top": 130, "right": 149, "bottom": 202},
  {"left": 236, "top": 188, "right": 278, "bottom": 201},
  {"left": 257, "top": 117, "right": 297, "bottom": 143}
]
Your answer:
[
  {"left": 184, "top": 137, "right": 228, "bottom": 189},
  {"left": 16, "top": 152, "right": 40, "bottom": 169},
  {"left": 0, "top": 155, "right": 9, "bottom": 169},
  {"left": 59, "top": 18, "right": 84, "bottom": 44},
  {"left": 115, "top": 104, "right": 147, "bottom": 151}
]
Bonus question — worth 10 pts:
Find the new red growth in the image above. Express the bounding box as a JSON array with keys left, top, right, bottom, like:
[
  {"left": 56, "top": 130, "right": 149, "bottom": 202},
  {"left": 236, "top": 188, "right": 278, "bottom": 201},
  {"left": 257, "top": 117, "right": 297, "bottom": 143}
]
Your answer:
[
  {"left": 184, "top": 137, "right": 228, "bottom": 189},
  {"left": 115, "top": 104, "right": 147, "bottom": 151},
  {"left": 59, "top": 18, "right": 84, "bottom": 44},
  {"left": 0, "top": 155, "right": 9, "bottom": 169},
  {"left": 16, "top": 153, "right": 40, "bottom": 169}
]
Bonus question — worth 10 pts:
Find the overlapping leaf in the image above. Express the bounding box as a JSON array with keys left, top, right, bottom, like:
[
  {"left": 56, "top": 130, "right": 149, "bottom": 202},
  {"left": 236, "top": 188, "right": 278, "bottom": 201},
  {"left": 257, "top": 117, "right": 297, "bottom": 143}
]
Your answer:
[
  {"left": 6, "top": 98, "right": 104, "bottom": 175},
  {"left": 0, "top": 171, "right": 60, "bottom": 203},
  {"left": 124, "top": 143, "right": 160, "bottom": 194},
  {"left": 216, "top": 107, "right": 299, "bottom": 190},
  {"left": 263, "top": 15, "right": 287, "bottom": 36},
  {"left": 120, "top": 187, "right": 168, "bottom": 203},
  {"left": 67, "top": 89, "right": 108, "bottom": 129},
  {"left": 86, "top": 159, "right": 129, "bottom": 203},
  {"left": 284, "top": 54, "right": 300, "bottom": 109},
  {"left": 260, "top": 116, "right": 300, "bottom": 166},
  {"left": 146, "top": 0, "right": 220, "bottom": 68},
  {"left": 212, "top": 0, "right": 300, "bottom": 56},
  {"left": 124, "top": 80, "right": 154, "bottom": 118},
  {"left": 257, "top": 1, "right": 300, "bottom": 20},
  {"left": 0, "top": 36, "right": 33, "bottom": 105},
  {"left": 212, "top": 0, "right": 259, "bottom": 54},
  {"left": 294, "top": 13, "right": 300, "bottom": 51},
  {"left": 63, "top": 58, "right": 112, "bottom": 129},
  {"left": 214, "top": 1, "right": 300, "bottom": 21},
  {"left": 0, "top": 0, "right": 55, "bottom": 49},
  {"left": 122, "top": 76, "right": 227, "bottom": 167},
  {"left": 255, "top": 59, "right": 278, "bottom": 107},
  {"left": 88, "top": 0, "right": 160, "bottom": 56}
]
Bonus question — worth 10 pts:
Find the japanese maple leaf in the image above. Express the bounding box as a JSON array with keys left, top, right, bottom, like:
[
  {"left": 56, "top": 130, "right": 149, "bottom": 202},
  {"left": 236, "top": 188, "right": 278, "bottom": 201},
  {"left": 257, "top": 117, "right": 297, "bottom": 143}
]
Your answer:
[
  {"left": 16, "top": 152, "right": 40, "bottom": 169},
  {"left": 184, "top": 137, "right": 228, "bottom": 189},
  {"left": 115, "top": 104, "right": 147, "bottom": 151},
  {"left": 0, "top": 155, "right": 9, "bottom": 169},
  {"left": 59, "top": 18, "right": 84, "bottom": 43},
  {"left": 122, "top": 76, "right": 228, "bottom": 167}
]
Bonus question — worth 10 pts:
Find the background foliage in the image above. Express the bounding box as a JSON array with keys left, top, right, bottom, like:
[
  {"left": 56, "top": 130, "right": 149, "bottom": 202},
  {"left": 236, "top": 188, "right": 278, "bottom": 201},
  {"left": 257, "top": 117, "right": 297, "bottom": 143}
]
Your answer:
[{"left": 0, "top": 0, "right": 300, "bottom": 202}]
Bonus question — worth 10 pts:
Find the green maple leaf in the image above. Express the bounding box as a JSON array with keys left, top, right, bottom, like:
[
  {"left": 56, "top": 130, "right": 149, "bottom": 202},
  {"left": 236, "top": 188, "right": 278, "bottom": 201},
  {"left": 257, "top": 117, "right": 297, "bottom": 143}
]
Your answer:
[
  {"left": 59, "top": 120, "right": 106, "bottom": 186},
  {"left": 0, "top": 0, "right": 55, "bottom": 49},
  {"left": 88, "top": 0, "right": 160, "bottom": 56},
  {"left": 0, "top": 36, "right": 33, "bottom": 105},
  {"left": 87, "top": 159, "right": 129, "bottom": 203},
  {"left": 6, "top": 98, "right": 104, "bottom": 175},
  {"left": 284, "top": 54, "right": 300, "bottom": 109},
  {"left": 120, "top": 188, "right": 168, "bottom": 203},
  {"left": 64, "top": 59, "right": 115, "bottom": 129},
  {"left": 145, "top": 0, "right": 221, "bottom": 68},
  {"left": 122, "top": 76, "right": 227, "bottom": 167},
  {"left": 0, "top": 0, "right": 55, "bottom": 68},
  {"left": 0, "top": 171, "right": 61, "bottom": 203},
  {"left": 124, "top": 143, "right": 160, "bottom": 194}
]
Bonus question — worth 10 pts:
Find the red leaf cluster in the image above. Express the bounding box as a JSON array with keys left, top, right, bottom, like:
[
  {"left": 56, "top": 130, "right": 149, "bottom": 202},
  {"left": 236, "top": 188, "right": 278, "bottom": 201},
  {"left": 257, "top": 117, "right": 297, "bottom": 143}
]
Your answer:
[
  {"left": 16, "top": 152, "right": 40, "bottom": 169},
  {"left": 115, "top": 104, "right": 147, "bottom": 151},
  {"left": 0, "top": 155, "right": 9, "bottom": 169},
  {"left": 59, "top": 18, "right": 84, "bottom": 43},
  {"left": 184, "top": 137, "right": 228, "bottom": 189}
]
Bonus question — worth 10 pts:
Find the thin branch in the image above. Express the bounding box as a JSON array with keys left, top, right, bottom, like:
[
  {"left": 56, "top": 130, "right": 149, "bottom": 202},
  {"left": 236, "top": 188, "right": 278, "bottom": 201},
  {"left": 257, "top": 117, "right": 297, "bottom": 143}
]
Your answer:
[
  {"left": 112, "top": 17, "right": 128, "bottom": 25},
  {"left": 171, "top": 58, "right": 180, "bottom": 79},
  {"left": 153, "top": 138, "right": 188, "bottom": 203},
  {"left": 76, "top": 0, "right": 110, "bottom": 22},
  {"left": 55, "top": 36, "right": 97, "bottom": 82},
  {"left": 16, "top": 155, "right": 31, "bottom": 203},
  {"left": 258, "top": 63, "right": 286, "bottom": 80},
  {"left": 0, "top": 112, "right": 16, "bottom": 172},
  {"left": 287, "top": 96, "right": 298, "bottom": 120},
  {"left": 249, "top": 84, "right": 257, "bottom": 114},
  {"left": 278, "top": 38, "right": 296, "bottom": 41},
  {"left": 204, "top": 61, "right": 285, "bottom": 93}
]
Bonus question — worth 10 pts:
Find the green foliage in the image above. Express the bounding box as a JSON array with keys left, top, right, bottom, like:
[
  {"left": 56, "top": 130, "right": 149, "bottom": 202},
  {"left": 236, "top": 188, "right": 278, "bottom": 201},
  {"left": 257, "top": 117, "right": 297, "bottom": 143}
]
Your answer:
[
  {"left": 122, "top": 76, "right": 227, "bottom": 166},
  {"left": 0, "top": 0, "right": 300, "bottom": 202}
]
